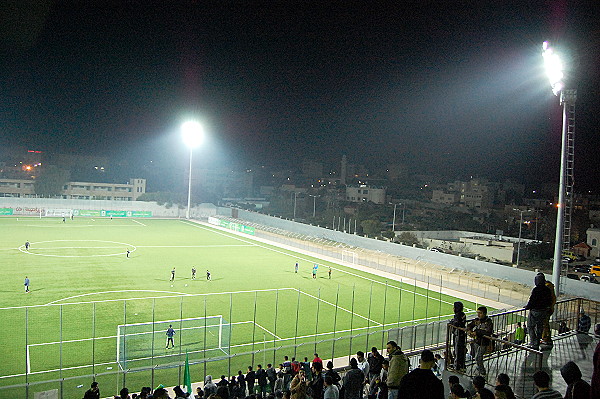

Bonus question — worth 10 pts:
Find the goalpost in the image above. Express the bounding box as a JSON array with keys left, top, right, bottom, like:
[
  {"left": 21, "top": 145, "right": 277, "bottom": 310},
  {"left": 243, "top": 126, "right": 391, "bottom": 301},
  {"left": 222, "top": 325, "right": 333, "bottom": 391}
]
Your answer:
[
  {"left": 116, "top": 315, "right": 230, "bottom": 369},
  {"left": 44, "top": 209, "right": 73, "bottom": 218},
  {"left": 342, "top": 250, "right": 358, "bottom": 265}
]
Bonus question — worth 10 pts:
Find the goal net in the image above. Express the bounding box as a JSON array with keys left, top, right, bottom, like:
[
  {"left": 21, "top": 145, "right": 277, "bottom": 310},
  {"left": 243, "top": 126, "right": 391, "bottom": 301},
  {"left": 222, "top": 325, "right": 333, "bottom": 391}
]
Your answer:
[
  {"left": 117, "top": 315, "right": 231, "bottom": 369},
  {"left": 44, "top": 209, "right": 73, "bottom": 217},
  {"left": 342, "top": 250, "right": 358, "bottom": 265}
]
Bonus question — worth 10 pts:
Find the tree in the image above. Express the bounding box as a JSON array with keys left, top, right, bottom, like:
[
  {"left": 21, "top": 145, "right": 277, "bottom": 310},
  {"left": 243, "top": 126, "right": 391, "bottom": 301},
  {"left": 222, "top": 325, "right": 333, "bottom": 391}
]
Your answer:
[
  {"left": 34, "top": 166, "right": 70, "bottom": 198},
  {"left": 361, "top": 219, "right": 381, "bottom": 237},
  {"left": 381, "top": 230, "right": 395, "bottom": 241},
  {"left": 397, "top": 232, "right": 420, "bottom": 247}
]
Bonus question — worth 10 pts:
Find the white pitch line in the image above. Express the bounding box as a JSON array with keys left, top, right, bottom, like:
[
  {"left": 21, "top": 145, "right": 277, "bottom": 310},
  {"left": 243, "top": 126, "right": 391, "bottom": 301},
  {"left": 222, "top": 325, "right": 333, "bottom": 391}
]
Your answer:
[
  {"left": 295, "top": 289, "right": 382, "bottom": 326},
  {"left": 136, "top": 244, "right": 256, "bottom": 248},
  {"left": 131, "top": 219, "right": 147, "bottom": 226},
  {"left": 0, "top": 288, "right": 296, "bottom": 310}
]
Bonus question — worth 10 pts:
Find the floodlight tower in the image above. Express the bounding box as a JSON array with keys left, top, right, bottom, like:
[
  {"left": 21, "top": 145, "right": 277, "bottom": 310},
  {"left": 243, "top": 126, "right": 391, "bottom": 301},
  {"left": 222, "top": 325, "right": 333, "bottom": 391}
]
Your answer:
[
  {"left": 542, "top": 41, "right": 577, "bottom": 294},
  {"left": 182, "top": 121, "right": 204, "bottom": 219}
]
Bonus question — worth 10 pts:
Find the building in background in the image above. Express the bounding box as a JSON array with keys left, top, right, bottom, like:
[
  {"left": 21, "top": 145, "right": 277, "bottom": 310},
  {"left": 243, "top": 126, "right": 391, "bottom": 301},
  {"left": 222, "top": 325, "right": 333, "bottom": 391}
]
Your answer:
[{"left": 0, "top": 178, "right": 146, "bottom": 201}]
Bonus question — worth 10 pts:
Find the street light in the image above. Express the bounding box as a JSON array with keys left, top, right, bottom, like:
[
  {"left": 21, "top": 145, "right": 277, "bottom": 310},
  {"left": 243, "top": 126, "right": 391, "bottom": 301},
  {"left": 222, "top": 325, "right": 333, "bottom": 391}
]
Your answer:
[
  {"left": 308, "top": 194, "right": 320, "bottom": 218},
  {"left": 543, "top": 41, "right": 577, "bottom": 293},
  {"left": 182, "top": 121, "right": 204, "bottom": 219},
  {"left": 513, "top": 209, "right": 529, "bottom": 267}
]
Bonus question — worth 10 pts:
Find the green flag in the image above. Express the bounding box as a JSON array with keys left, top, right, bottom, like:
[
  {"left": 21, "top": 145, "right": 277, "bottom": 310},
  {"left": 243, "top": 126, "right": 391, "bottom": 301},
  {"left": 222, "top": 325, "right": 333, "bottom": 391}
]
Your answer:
[{"left": 184, "top": 351, "right": 192, "bottom": 394}]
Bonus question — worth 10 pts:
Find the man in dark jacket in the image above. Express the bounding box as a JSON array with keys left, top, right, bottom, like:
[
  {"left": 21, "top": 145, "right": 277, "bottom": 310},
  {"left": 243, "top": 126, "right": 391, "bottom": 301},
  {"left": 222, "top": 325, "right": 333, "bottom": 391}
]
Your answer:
[
  {"left": 397, "top": 350, "right": 443, "bottom": 399},
  {"left": 524, "top": 273, "right": 553, "bottom": 350},
  {"left": 256, "top": 364, "right": 268, "bottom": 398},
  {"left": 560, "top": 361, "right": 590, "bottom": 399},
  {"left": 466, "top": 306, "right": 493, "bottom": 376},
  {"left": 448, "top": 301, "right": 467, "bottom": 371},
  {"left": 83, "top": 381, "right": 100, "bottom": 399},
  {"left": 246, "top": 366, "right": 256, "bottom": 395},
  {"left": 341, "top": 358, "right": 364, "bottom": 399}
]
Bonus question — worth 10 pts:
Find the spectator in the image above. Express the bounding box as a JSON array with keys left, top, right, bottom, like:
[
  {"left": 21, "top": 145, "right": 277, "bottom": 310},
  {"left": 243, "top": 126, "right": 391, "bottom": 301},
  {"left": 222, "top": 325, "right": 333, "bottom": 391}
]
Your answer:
[
  {"left": 116, "top": 387, "right": 130, "bottom": 399},
  {"left": 524, "top": 273, "right": 553, "bottom": 350},
  {"left": 174, "top": 385, "right": 190, "bottom": 398},
  {"left": 592, "top": 324, "right": 600, "bottom": 399},
  {"left": 312, "top": 354, "right": 323, "bottom": 369},
  {"left": 153, "top": 387, "right": 170, "bottom": 399},
  {"left": 341, "top": 358, "right": 364, "bottom": 399},
  {"left": 290, "top": 370, "right": 308, "bottom": 399},
  {"left": 472, "top": 376, "right": 493, "bottom": 399},
  {"left": 230, "top": 380, "right": 244, "bottom": 399},
  {"left": 385, "top": 341, "right": 408, "bottom": 399},
  {"left": 237, "top": 371, "right": 246, "bottom": 394},
  {"left": 84, "top": 381, "right": 100, "bottom": 399},
  {"left": 356, "top": 351, "right": 370, "bottom": 381},
  {"left": 467, "top": 306, "right": 493, "bottom": 376},
  {"left": 396, "top": 349, "right": 443, "bottom": 399},
  {"left": 195, "top": 387, "right": 204, "bottom": 399},
  {"left": 541, "top": 280, "right": 556, "bottom": 346},
  {"left": 283, "top": 357, "right": 292, "bottom": 374},
  {"left": 274, "top": 372, "right": 285, "bottom": 394},
  {"left": 291, "top": 358, "right": 301, "bottom": 375},
  {"left": 450, "top": 384, "right": 469, "bottom": 399},
  {"left": 494, "top": 374, "right": 514, "bottom": 399},
  {"left": 324, "top": 376, "right": 339, "bottom": 399},
  {"left": 367, "top": 347, "right": 385, "bottom": 383},
  {"left": 577, "top": 311, "right": 591, "bottom": 333},
  {"left": 204, "top": 375, "right": 218, "bottom": 399},
  {"left": 247, "top": 366, "right": 257, "bottom": 395},
  {"left": 560, "top": 361, "right": 590, "bottom": 399},
  {"left": 368, "top": 358, "right": 388, "bottom": 399},
  {"left": 266, "top": 364, "right": 277, "bottom": 392},
  {"left": 324, "top": 361, "right": 341, "bottom": 387},
  {"left": 513, "top": 322, "right": 525, "bottom": 345},
  {"left": 302, "top": 357, "right": 313, "bottom": 381},
  {"left": 531, "top": 370, "right": 562, "bottom": 399},
  {"left": 218, "top": 376, "right": 229, "bottom": 387},
  {"left": 215, "top": 386, "right": 229, "bottom": 399},
  {"left": 256, "top": 365, "right": 268, "bottom": 398},
  {"left": 308, "top": 363, "right": 324, "bottom": 399},
  {"left": 433, "top": 353, "right": 445, "bottom": 377},
  {"left": 449, "top": 301, "right": 467, "bottom": 371}
]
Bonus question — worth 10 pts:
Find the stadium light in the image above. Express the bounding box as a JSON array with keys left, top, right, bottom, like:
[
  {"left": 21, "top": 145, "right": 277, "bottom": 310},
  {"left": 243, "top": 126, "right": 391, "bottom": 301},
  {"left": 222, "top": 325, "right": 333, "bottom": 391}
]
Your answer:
[
  {"left": 542, "top": 41, "right": 564, "bottom": 95},
  {"left": 542, "top": 41, "right": 577, "bottom": 294},
  {"left": 182, "top": 121, "right": 204, "bottom": 219}
]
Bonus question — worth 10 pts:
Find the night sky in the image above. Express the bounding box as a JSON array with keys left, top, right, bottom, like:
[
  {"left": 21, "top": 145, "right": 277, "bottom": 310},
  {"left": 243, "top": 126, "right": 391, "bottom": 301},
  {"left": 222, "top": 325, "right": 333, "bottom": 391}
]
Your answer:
[{"left": 1, "top": 2, "right": 598, "bottom": 189}]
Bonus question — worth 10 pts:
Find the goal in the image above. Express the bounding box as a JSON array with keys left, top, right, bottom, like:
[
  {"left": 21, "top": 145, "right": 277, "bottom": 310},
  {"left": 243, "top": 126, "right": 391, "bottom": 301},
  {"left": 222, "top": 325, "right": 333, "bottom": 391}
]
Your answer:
[
  {"left": 44, "top": 209, "right": 73, "bottom": 217},
  {"left": 117, "top": 315, "right": 230, "bottom": 369},
  {"left": 342, "top": 250, "right": 358, "bottom": 265}
]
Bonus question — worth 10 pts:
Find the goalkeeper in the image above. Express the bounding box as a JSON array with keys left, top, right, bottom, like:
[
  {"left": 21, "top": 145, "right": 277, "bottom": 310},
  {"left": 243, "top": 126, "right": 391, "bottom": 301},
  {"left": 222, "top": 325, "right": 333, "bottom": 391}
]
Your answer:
[{"left": 166, "top": 325, "right": 176, "bottom": 349}]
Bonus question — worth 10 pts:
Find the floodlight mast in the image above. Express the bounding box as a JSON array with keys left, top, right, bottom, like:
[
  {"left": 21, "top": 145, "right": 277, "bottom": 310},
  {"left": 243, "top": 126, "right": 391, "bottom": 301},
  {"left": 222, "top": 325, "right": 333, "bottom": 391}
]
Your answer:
[
  {"left": 543, "top": 41, "right": 577, "bottom": 295},
  {"left": 182, "top": 121, "right": 204, "bottom": 219}
]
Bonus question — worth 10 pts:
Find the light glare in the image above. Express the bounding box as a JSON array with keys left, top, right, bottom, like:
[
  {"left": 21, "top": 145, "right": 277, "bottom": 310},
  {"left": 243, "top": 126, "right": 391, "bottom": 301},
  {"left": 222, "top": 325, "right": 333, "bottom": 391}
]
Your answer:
[
  {"left": 181, "top": 121, "right": 204, "bottom": 148},
  {"left": 542, "top": 41, "right": 565, "bottom": 95}
]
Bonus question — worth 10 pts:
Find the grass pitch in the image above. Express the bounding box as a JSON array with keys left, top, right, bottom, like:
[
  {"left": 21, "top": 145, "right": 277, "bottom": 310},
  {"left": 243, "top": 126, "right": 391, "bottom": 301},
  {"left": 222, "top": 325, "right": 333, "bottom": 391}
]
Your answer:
[{"left": 0, "top": 217, "right": 479, "bottom": 397}]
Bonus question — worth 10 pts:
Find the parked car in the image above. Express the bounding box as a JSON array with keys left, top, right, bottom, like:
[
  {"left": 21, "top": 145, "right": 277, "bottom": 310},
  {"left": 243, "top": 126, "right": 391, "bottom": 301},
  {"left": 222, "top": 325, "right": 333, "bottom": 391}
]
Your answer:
[
  {"left": 429, "top": 247, "right": 444, "bottom": 253},
  {"left": 574, "top": 265, "right": 591, "bottom": 273},
  {"left": 566, "top": 273, "right": 580, "bottom": 280},
  {"left": 562, "top": 257, "right": 573, "bottom": 264},
  {"left": 581, "top": 274, "right": 599, "bottom": 283},
  {"left": 590, "top": 265, "right": 600, "bottom": 277}
]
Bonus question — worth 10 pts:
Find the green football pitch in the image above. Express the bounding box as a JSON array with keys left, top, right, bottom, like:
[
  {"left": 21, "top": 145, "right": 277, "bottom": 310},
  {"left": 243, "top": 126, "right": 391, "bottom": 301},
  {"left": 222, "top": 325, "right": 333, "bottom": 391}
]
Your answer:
[{"left": 0, "top": 217, "right": 479, "bottom": 396}]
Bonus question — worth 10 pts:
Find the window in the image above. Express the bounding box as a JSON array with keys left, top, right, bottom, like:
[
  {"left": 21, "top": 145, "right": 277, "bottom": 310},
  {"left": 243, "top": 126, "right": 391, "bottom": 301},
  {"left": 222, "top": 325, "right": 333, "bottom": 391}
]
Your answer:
[{"left": 593, "top": 238, "right": 598, "bottom": 246}]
